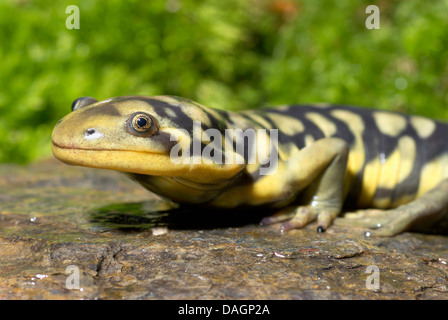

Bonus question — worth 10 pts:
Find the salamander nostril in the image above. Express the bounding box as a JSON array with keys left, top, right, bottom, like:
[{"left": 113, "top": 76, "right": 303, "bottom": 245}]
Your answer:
[{"left": 84, "top": 128, "right": 103, "bottom": 141}]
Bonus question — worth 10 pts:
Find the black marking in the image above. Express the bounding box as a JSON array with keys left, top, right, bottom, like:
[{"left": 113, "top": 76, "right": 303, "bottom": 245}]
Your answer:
[
  {"left": 324, "top": 111, "right": 356, "bottom": 146},
  {"left": 373, "top": 188, "right": 393, "bottom": 200},
  {"left": 142, "top": 98, "right": 230, "bottom": 136},
  {"left": 204, "top": 109, "right": 229, "bottom": 133},
  {"left": 215, "top": 109, "right": 235, "bottom": 125},
  {"left": 143, "top": 98, "right": 193, "bottom": 131}
]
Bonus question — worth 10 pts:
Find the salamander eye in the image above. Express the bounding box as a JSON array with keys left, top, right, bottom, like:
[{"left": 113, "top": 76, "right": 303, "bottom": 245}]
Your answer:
[{"left": 128, "top": 112, "right": 158, "bottom": 136}]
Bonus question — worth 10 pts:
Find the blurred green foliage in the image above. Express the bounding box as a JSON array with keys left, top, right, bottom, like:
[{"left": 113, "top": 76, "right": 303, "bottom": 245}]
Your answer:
[{"left": 0, "top": 0, "right": 447, "bottom": 163}]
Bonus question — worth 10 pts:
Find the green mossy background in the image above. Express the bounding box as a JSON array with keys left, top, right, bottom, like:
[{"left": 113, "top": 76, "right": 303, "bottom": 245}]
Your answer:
[{"left": 0, "top": 0, "right": 447, "bottom": 163}]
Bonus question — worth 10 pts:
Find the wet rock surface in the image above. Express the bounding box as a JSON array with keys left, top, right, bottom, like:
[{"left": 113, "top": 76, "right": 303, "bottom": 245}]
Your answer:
[{"left": 0, "top": 159, "right": 447, "bottom": 299}]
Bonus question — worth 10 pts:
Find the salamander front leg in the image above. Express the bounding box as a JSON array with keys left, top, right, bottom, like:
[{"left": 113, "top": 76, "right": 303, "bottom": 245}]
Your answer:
[
  {"left": 334, "top": 180, "right": 448, "bottom": 236},
  {"left": 261, "top": 137, "right": 349, "bottom": 233}
]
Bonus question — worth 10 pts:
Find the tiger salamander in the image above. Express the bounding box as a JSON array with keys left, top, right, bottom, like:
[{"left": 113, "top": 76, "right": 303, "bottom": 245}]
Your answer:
[{"left": 51, "top": 96, "right": 448, "bottom": 236}]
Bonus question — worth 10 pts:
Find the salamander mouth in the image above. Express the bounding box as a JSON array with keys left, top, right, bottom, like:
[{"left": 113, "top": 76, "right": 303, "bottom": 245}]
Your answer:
[
  {"left": 51, "top": 140, "right": 166, "bottom": 155},
  {"left": 51, "top": 141, "right": 174, "bottom": 176},
  {"left": 51, "top": 141, "right": 160, "bottom": 154}
]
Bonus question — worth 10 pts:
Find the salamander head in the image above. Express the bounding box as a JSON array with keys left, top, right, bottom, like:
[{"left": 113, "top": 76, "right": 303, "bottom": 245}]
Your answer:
[{"left": 51, "top": 96, "right": 244, "bottom": 185}]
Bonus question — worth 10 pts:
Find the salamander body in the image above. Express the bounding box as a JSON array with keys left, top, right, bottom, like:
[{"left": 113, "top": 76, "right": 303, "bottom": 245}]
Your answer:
[{"left": 52, "top": 96, "right": 448, "bottom": 235}]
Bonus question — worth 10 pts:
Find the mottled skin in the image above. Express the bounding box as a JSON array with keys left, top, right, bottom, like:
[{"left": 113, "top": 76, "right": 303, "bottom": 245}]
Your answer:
[{"left": 52, "top": 96, "right": 448, "bottom": 236}]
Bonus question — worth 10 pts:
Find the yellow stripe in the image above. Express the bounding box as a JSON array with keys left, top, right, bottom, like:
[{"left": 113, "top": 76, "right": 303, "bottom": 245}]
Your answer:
[
  {"left": 410, "top": 116, "right": 436, "bottom": 139},
  {"left": 277, "top": 141, "right": 300, "bottom": 161},
  {"left": 330, "top": 110, "right": 366, "bottom": 202},
  {"left": 304, "top": 134, "right": 315, "bottom": 147},
  {"left": 305, "top": 112, "right": 337, "bottom": 137},
  {"left": 268, "top": 113, "right": 304, "bottom": 135},
  {"left": 370, "top": 136, "right": 415, "bottom": 208},
  {"left": 416, "top": 153, "right": 448, "bottom": 197},
  {"left": 372, "top": 148, "right": 401, "bottom": 208},
  {"left": 358, "top": 157, "right": 381, "bottom": 207},
  {"left": 396, "top": 136, "right": 416, "bottom": 184},
  {"left": 373, "top": 111, "right": 406, "bottom": 137}
]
